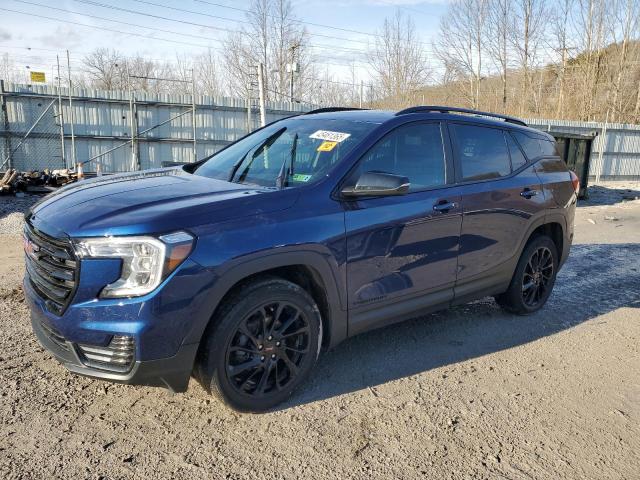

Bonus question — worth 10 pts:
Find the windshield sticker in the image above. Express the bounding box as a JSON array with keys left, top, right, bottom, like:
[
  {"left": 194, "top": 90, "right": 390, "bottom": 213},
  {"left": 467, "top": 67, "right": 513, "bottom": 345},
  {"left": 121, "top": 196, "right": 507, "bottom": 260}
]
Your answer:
[
  {"left": 292, "top": 173, "right": 312, "bottom": 182},
  {"left": 309, "top": 130, "right": 351, "bottom": 143},
  {"left": 317, "top": 140, "right": 337, "bottom": 152}
]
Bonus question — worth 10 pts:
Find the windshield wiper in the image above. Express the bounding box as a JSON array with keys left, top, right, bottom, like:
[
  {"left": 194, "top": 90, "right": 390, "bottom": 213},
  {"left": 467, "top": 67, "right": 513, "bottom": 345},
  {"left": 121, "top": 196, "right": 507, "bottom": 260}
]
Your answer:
[
  {"left": 228, "top": 127, "right": 286, "bottom": 183},
  {"left": 276, "top": 133, "right": 297, "bottom": 190}
]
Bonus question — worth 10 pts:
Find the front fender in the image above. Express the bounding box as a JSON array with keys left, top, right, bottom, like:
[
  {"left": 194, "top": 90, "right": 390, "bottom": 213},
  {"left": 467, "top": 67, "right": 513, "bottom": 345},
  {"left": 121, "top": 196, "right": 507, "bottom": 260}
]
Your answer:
[{"left": 182, "top": 247, "right": 348, "bottom": 349}]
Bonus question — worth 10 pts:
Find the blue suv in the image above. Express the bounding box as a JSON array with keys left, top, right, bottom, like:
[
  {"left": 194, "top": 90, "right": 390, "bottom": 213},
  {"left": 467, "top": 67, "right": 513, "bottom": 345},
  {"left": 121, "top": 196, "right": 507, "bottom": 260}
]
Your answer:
[{"left": 24, "top": 106, "right": 578, "bottom": 411}]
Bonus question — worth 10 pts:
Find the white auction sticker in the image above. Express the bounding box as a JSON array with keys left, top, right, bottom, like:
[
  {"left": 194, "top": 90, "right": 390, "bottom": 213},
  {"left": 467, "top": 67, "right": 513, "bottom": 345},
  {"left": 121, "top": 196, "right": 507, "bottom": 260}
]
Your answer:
[{"left": 309, "top": 130, "right": 351, "bottom": 143}]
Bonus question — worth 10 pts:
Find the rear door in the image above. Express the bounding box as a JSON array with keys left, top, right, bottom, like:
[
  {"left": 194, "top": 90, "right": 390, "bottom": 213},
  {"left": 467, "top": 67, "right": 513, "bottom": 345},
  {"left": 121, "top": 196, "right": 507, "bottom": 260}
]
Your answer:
[
  {"left": 449, "top": 123, "right": 546, "bottom": 296},
  {"left": 343, "top": 121, "right": 462, "bottom": 334}
]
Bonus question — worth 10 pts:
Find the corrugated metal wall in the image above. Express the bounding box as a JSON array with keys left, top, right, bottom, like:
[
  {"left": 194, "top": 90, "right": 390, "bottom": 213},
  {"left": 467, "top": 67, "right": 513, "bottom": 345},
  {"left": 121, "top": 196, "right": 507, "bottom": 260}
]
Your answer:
[
  {"left": 2, "top": 81, "right": 640, "bottom": 180},
  {"left": 526, "top": 118, "right": 640, "bottom": 181},
  {"left": 0, "top": 82, "right": 309, "bottom": 173}
]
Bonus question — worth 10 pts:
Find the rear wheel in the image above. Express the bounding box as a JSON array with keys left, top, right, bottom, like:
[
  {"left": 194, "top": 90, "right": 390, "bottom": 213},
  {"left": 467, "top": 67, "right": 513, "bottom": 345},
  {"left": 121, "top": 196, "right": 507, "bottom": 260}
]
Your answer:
[
  {"left": 197, "top": 277, "right": 322, "bottom": 412},
  {"left": 495, "top": 235, "right": 558, "bottom": 315}
]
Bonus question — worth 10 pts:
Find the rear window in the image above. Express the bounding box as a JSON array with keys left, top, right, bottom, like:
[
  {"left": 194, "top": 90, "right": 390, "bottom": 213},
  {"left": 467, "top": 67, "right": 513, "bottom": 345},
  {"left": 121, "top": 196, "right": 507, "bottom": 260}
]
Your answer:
[{"left": 452, "top": 124, "right": 511, "bottom": 181}]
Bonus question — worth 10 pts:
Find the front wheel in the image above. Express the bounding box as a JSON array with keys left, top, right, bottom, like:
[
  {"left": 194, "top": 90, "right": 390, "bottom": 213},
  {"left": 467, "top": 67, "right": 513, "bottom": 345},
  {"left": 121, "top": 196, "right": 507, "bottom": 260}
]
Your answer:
[
  {"left": 495, "top": 235, "right": 558, "bottom": 315},
  {"left": 197, "top": 277, "right": 322, "bottom": 412}
]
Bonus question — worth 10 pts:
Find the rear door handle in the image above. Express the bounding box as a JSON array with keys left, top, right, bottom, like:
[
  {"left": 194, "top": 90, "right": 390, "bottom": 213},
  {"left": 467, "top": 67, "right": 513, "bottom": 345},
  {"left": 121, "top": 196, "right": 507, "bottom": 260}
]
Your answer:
[
  {"left": 520, "top": 188, "right": 539, "bottom": 198},
  {"left": 433, "top": 200, "right": 458, "bottom": 213}
]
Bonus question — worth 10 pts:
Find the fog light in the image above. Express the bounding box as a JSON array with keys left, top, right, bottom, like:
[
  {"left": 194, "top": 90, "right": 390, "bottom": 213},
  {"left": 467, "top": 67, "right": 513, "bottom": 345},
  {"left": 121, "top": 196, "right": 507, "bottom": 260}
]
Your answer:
[{"left": 76, "top": 335, "right": 135, "bottom": 373}]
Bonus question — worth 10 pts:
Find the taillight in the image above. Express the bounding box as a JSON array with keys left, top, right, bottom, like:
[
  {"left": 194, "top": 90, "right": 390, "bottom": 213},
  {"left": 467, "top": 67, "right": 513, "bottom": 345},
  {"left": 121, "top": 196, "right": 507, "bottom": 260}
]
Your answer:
[{"left": 570, "top": 170, "right": 580, "bottom": 196}]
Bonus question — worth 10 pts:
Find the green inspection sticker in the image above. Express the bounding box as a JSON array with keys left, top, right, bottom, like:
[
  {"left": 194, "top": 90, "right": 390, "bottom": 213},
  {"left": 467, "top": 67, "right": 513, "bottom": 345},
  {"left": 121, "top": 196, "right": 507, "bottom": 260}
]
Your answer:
[{"left": 292, "top": 174, "right": 312, "bottom": 182}]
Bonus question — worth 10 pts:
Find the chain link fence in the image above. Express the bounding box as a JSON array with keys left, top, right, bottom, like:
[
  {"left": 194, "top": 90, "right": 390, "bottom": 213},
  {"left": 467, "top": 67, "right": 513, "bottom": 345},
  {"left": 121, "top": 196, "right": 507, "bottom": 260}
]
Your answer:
[{"left": 0, "top": 81, "right": 308, "bottom": 174}]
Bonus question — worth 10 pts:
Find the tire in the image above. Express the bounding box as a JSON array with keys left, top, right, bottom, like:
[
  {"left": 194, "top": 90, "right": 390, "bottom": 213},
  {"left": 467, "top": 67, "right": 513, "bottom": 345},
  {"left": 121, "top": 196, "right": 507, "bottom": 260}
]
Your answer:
[
  {"left": 495, "top": 235, "right": 559, "bottom": 315},
  {"left": 196, "top": 277, "right": 322, "bottom": 412}
]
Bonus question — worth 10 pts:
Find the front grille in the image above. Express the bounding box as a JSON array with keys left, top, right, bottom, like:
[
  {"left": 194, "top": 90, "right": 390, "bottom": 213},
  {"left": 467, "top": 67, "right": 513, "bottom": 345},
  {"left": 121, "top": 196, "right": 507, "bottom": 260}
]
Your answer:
[
  {"left": 24, "top": 221, "right": 78, "bottom": 315},
  {"left": 76, "top": 336, "right": 135, "bottom": 373},
  {"left": 40, "top": 321, "right": 70, "bottom": 352}
]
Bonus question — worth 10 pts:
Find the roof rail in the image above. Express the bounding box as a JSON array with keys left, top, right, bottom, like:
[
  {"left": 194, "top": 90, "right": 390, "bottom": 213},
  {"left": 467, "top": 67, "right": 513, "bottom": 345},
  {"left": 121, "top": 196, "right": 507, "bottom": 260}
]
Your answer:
[
  {"left": 395, "top": 105, "right": 527, "bottom": 127},
  {"left": 304, "top": 107, "right": 367, "bottom": 115}
]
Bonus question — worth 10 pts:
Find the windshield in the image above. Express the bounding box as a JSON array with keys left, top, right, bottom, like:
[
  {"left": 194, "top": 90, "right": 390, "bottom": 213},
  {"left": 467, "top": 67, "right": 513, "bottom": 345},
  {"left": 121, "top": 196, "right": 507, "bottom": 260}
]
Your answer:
[{"left": 194, "top": 117, "right": 379, "bottom": 188}]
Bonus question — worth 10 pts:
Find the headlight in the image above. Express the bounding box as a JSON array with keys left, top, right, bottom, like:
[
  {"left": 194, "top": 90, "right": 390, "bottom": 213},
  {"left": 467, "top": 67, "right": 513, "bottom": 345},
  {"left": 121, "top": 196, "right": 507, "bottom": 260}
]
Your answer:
[{"left": 75, "top": 231, "right": 194, "bottom": 298}]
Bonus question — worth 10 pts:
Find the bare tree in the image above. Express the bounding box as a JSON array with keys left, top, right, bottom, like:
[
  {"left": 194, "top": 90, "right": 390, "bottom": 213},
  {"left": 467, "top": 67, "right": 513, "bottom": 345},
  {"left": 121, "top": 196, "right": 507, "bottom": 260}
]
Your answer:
[
  {"left": 82, "top": 48, "right": 125, "bottom": 90},
  {"left": 222, "top": 0, "right": 309, "bottom": 103},
  {"left": 486, "top": 0, "right": 512, "bottom": 112},
  {"left": 574, "top": 0, "right": 610, "bottom": 119},
  {"left": 0, "top": 53, "right": 21, "bottom": 83},
  {"left": 194, "top": 49, "right": 222, "bottom": 98},
  {"left": 550, "top": 0, "right": 574, "bottom": 117},
  {"left": 368, "top": 10, "right": 429, "bottom": 108},
  {"left": 510, "top": 0, "right": 547, "bottom": 115},
  {"left": 609, "top": 0, "right": 639, "bottom": 121},
  {"left": 434, "top": 0, "right": 487, "bottom": 109}
]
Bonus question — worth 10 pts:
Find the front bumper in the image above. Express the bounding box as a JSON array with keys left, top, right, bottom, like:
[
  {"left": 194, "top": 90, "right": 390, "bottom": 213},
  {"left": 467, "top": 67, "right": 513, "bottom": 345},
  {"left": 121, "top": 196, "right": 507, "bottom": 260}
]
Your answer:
[
  {"left": 31, "top": 311, "right": 198, "bottom": 392},
  {"left": 23, "top": 255, "right": 214, "bottom": 393}
]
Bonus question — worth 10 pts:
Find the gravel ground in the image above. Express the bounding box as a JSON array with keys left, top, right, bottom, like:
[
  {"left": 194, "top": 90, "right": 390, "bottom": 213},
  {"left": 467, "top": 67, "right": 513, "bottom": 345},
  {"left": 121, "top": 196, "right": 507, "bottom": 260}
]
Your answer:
[
  {"left": 0, "top": 194, "right": 39, "bottom": 235},
  {"left": 0, "top": 184, "right": 639, "bottom": 479}
]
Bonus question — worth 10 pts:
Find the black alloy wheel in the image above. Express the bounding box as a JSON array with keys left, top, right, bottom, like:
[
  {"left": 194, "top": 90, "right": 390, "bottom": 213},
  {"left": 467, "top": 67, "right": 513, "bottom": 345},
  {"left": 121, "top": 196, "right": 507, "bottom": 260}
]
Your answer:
[
  {"left": 196, "top": 277, "right": 322, "bottom": 412},
  {"left": 495, "top": 235, "right": 559, "bottom": 315},
  {"left": 225, "top": 301, "right": 311, "bottom": 396},
  {"left": 521, "top": 246, "right": 554, "bottom": 307}
]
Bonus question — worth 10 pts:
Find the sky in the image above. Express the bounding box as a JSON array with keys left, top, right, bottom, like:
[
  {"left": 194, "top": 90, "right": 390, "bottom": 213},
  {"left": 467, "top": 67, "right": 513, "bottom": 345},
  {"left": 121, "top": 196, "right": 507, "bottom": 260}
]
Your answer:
[{"left": 0, "top": 0, "right": 451, "bottom": 84}]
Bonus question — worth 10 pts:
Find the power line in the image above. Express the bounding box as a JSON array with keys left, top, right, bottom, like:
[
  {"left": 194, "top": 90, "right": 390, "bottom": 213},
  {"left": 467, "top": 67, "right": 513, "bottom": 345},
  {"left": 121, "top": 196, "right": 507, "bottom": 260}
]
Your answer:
[
  {"left": 11, "top": 0, "right": 230, "bottom": 42},
  {"left": 131, "top": 0, "right": 372, "bottom": 46},
  {"left": 0, "top": 7, "right": 213, "bottom": 49},
  {"left": 7, "top": 0, "right": 472, "bottom": 63},
  {"left": 193, "top": 0, "right": 381, "bottom": 39},
  {"left": 68, "top": 0, "right": 384, "bottom": 57}
]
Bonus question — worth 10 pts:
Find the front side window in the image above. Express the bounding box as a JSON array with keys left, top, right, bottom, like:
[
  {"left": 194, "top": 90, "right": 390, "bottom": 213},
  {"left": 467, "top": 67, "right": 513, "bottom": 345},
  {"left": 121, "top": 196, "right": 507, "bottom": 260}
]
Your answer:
[
  {"left": 452, "top": 124, "right": 511, "bottom": 181},
  {"left": 194, "top": 118, "right": 379, "bottom": 188},
  {"left": 350, "top": 122, "right": 446, "bottom": 191}
]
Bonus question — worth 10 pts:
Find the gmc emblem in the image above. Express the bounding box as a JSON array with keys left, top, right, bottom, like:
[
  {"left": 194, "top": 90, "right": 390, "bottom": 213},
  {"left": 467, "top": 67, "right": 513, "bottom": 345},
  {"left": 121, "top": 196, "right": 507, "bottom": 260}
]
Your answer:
[{"left": 23, "top": 236, "right": 40, "bottom": 260}]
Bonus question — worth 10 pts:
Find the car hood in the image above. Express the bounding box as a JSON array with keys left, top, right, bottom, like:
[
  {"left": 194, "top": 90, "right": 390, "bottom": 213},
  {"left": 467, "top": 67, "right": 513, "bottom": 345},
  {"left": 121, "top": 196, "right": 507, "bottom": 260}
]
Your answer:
[{"left": 28, "top": 168, "right": 299, "bottom": 238}]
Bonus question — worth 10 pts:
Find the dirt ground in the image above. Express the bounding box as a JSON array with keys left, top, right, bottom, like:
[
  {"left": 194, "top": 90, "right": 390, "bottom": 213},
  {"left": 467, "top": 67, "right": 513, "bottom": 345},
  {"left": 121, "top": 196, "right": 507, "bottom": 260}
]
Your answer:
[{"left": 0, "top": 185, "right": 639, "bottom": 480}]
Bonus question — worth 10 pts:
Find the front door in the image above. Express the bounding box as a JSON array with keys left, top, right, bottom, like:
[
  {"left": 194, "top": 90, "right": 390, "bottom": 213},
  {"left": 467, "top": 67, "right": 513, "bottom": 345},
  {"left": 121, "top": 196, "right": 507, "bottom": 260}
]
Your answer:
[{"left": 343, "top": 121, "right": 462, "bottom": 334}]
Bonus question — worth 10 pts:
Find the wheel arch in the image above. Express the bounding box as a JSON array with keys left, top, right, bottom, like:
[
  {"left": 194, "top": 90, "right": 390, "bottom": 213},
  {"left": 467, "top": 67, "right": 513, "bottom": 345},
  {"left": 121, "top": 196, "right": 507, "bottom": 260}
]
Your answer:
[
  {"left": 186, "top": 250, "right": 348, "bottom": 351},
  {"left": 526, "top": 220, "right": 564, "bottom": 257}
]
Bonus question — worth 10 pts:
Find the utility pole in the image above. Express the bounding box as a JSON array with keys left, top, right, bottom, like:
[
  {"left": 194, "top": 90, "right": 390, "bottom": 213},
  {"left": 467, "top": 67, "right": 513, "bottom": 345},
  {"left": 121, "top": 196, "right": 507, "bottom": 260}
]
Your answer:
[
  {"left": 595, "top": 109, "right": 610, "bottom": 185},
  {"left": 0, "top": 80, "right": 12, "bottom": 171},
  {"left": 288, "top": 43, "right": 299, "bottom": 110},
  {"left": 66, "top": 50, "right": 76, "bottom": 168},
  {"left": 127, "top": 62, "right": 139, "bottom": 171},
  {"left": 359, "top": 80, "right": 364, "bottom": 108},
  {"left": 191, "top": 68, "right": 197, "bottom": 163},
  {"left": 247, "top": 87, "right": 253, "bottom": 133},
  {"left": 56, "top": 55, "right": 66, "bottom": 169},
  {"left": 258, "top": 63, "right": 266, "bottom": 127}
]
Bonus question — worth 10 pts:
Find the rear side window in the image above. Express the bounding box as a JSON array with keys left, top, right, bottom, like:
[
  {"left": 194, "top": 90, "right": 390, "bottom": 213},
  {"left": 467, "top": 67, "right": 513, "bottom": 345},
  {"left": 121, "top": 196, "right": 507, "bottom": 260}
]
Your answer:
[
  {"left": 541, "top": 139, "right": 559, "bottom": 156},
  {"left": 513, "top": 132, "right": 559, "bottom": 160},
  {"left": 452, "top": 124, "right": 511, "bottom": 181},
  {"left": 506, "top": 133, "right": 527, "bottom": 170},
  {"left": 354, "top": 122, "right": 446, "bottom": 191},
  {"left": 513, "top": 132, "right": 542, "bottom": 159}
]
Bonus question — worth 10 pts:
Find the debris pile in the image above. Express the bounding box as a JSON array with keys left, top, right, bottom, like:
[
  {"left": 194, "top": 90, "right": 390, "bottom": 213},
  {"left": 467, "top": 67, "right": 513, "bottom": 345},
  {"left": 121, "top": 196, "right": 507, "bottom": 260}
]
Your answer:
[{"left": 0, "top": 168, "right": 82, "bottom": 195}]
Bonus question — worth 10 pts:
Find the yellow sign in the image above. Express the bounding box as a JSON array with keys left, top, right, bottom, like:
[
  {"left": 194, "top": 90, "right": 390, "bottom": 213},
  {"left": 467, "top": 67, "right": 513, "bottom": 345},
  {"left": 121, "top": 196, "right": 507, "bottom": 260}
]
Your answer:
[
  {"left": 30, "top": 71, "right": 46, "bottom": 83},
  {"left": 317, "top": 141, "right": 337, "bottom": 152}
]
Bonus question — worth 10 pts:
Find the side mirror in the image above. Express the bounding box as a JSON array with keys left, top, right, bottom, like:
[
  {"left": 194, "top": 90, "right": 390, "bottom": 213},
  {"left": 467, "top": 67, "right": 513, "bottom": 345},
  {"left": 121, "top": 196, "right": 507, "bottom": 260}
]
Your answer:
[{"left": 341, "top": 171, "right": 410, "bottom": 197}]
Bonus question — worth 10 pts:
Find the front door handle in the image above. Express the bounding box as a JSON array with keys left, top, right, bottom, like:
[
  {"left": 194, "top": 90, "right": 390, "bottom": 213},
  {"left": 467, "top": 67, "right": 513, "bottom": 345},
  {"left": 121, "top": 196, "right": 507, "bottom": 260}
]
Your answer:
[
  {"left": 433, "top": 200, "right": 457, "bottom": 213},
  {"left": 520, "top": 188, "right": 539, "bottom": 199}
]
